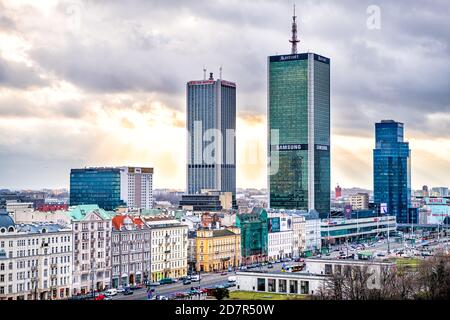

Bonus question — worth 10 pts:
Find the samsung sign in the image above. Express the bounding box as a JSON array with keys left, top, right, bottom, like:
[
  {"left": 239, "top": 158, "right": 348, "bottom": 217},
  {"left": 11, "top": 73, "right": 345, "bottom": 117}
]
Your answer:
[{"left": 272, "top": 144, "right": 308, "bottom": 151}]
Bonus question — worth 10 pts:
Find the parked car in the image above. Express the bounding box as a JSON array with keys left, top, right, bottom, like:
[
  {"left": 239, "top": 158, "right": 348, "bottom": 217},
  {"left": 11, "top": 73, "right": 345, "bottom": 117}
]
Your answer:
[
  {"left": 104, "top": 289, "right": 118, "bottom": 296},
  {"left": 116, "top": 287, "right": 125, "bottom": 293},
  {"left": 221, "top": 271, "right": 228, "bottom": 276},
  {"left": 123, "top": 289, "right": 133, "bottom": 295},
  {"left": 160, "top": 278, "right": 174, "bottom": 285},
  {"left": 267, "top": 264, "right": 274, "bottom": 269},
  {"left": 190, "top": 275, "right": 200, "bottom": 282}
]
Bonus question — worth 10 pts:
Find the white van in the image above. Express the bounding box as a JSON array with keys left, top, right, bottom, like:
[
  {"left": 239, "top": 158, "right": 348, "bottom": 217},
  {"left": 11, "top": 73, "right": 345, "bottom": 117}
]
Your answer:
[
  {"left": 228, "top": 276, "right": 236, "bottom": 283},
  {"left": 105, "top": 288, "right": 118, "bottom": 296}
]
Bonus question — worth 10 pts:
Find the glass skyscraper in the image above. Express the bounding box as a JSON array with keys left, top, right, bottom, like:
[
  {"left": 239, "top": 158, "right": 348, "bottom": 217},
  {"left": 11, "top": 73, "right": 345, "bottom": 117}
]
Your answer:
[
  {"left": 186, "top": 72, "right": 236, "bottom": 195},
  {"left": 70, "top": 168, "right": 125, "bottom": 210},
  {"left": 373, "top": 120, "right": 412, "bottom": 224},
  {"left": 268, "top": 53, "right": 331, "bottom": 218}
]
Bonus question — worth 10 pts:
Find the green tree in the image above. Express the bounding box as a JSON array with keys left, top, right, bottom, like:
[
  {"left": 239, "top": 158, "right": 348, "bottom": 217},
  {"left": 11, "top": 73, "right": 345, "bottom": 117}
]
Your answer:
[{"left": 211, "top": 288, "right": 230, "bottom": 300}]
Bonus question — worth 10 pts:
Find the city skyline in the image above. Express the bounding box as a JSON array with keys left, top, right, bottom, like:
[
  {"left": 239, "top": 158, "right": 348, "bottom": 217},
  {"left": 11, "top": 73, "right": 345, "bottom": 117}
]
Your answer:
[{"left": 0, "top": 1, "right": 449, "bottom": 191}]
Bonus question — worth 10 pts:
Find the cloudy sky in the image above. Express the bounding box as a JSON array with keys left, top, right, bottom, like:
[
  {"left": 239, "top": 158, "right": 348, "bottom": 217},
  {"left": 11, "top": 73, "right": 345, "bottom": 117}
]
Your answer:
[{"left": 0, "top": 0, "right": 449, "bottom": 191}]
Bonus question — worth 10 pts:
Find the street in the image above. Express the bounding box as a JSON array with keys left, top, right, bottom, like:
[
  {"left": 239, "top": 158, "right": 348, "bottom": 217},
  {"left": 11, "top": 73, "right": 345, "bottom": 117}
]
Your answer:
[{"left": 110, "top": 272, "right": 231, "bottom": 300}]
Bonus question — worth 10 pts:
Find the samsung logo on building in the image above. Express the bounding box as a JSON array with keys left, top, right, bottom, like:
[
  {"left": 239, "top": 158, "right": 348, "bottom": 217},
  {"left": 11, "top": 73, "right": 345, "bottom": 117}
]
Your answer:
[
  {"left": 272, "top": 144, "right": 308, "bottom": 151},
  {"left": 316, "top": 145, "right": 329, "bottom": 151}
]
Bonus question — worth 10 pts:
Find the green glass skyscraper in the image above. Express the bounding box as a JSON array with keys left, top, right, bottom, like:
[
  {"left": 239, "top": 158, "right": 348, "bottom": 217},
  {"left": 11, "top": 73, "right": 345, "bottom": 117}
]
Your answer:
[{"left": 268, "top": 10, "right": 330, "bottom": 218}]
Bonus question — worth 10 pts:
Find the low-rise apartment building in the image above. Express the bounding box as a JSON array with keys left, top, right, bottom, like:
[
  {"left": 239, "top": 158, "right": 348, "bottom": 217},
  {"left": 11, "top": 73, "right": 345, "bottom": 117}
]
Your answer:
[{"left": 0, "top": 211, "right": 72, "bottom": 300}]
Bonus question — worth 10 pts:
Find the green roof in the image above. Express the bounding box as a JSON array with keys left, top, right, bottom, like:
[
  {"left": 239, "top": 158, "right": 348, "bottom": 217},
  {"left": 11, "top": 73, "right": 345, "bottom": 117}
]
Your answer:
[
  {"left": 67, "top": 205, "right": 113, "bottom": 221},
  {"left": 140, "top": 209, "right": 166, "bottom": 216}
]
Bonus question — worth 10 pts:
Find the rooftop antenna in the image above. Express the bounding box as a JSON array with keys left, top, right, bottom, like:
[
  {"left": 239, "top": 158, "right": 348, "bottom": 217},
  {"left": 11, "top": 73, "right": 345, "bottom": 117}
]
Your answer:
[
  {"left": 219, "top": 65, "right": 222, "bottom": 80},
  {"left": 203, "top": 66, "right": 207, "bottom": 80},
  {"left": 289, "top": 4, "right": 300, "bottom": 54}
]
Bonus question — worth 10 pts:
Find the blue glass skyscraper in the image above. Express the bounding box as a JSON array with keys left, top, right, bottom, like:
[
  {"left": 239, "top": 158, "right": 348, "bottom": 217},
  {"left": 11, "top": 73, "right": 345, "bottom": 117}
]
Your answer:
[{"left": 373, "top": 120, "right": 412, "bottom": 223}]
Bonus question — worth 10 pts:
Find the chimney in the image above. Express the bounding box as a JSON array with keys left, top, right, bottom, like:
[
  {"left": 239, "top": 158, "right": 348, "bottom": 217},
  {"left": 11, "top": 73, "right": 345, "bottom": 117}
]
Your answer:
[{"left": 209, "top": 72, "right": 214, "bottom": 80}]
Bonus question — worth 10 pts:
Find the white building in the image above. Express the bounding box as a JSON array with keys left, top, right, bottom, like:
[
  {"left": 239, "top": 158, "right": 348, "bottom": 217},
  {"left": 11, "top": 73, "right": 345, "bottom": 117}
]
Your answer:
[
  {"left": 304, "top": 211, "right": 322, "bottom": 253},
  {"left": 5, "top": 201, "right": 33, "bottom": 221},
  {"left": 142, "top": 217, "right": 188, "bottom": 281},
  {"left": 120, "top": 167, "right": 154, "bottom": 210},
  {"left": 0, "top": 212, "right": 73, "bottom": 300},
  {"left": 267, "top": 212, "right": 293, "bottom": 260},
  {"left": 69, "top": 206, "right": 112, "bottom": 295},
  {"left": 292, "top": 214, "right": 306, "bottom": 258},
  {"left": 349, "top": 193, "right": 369, "bottom": 210}
]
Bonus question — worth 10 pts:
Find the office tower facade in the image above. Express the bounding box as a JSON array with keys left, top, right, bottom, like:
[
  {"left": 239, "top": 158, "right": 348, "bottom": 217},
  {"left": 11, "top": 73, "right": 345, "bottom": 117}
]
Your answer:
[
  {"left": 186, "top": 72, "right": 236, "bottom": 195},
  {"left": 70, "top": 167, "right": 153, "bottom": 210},
  {"left": 373, "top": 120, "right": 412, "bottom": 223},
  {"left": 268, "top": 13, "right": 330, "bottom": 217}
]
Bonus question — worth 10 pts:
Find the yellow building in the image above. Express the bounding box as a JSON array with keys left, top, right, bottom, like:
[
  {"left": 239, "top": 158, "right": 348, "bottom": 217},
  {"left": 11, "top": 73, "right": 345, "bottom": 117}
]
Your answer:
[{"left": 195, "top": 227, "right": 241, "bottom": 272}]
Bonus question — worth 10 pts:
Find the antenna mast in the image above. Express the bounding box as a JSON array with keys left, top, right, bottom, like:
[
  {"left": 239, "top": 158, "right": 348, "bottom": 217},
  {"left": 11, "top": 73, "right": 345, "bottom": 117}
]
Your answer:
[
  {"left": 219, "top": 65, "right": 222, "bottom": 80},
  {"left": 289, "top": 4, "right": 300, "bottom": 54},
  {"left": 203, "top": 66, "right": 207, "bottom": 80}
]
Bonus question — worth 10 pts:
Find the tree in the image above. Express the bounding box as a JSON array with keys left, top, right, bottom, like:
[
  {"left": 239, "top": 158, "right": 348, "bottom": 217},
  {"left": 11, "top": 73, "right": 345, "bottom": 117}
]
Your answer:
[{"left": 211, "top": 288, "right": 230, "bottom": 300}]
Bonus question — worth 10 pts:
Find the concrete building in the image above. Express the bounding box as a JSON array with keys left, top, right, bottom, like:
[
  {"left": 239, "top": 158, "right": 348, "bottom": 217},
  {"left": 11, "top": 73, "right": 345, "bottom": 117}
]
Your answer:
[
  {"left": 292, "top": 214, "right": 306, "bottom": 258},
  {"left": 69, "top": 205, "right": 112, "bottom": 295},
  {"left": 236, "top": 258, "right": 396, "bottom": 296},
  {"left": 0, "top": 211, "right": 72, "bottom": 300},
  {"left": 349, "top": 193, "right": 369, "bottom": 210},
  {"left": 142, "top": 217, "right": 188, "bottom": 281},
  {"left": 179, "top": 190, "right": 236, "bottom": 212},
  {"left": 304, "top": 211, "right": 322, "bottom": 255},
  {"left": 119, "top": 167, "right": 154, "bottom": 210},
  {"left": 111, "top": 215, "right": 151, "bottom": 288},
  {"left": 195, "top": 227, "right": 241, "bottom": 272},
  {"left": 267, "top": 213, "right": 293, "bottom": 261},
  {"left": 5, "top": 201, "right": 33, "bottom": 220}
]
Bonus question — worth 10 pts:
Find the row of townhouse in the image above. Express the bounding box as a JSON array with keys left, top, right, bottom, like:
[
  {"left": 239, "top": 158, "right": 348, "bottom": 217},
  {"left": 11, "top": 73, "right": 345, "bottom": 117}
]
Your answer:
[{"left": 0, "top": 206, "right": 188, "bottom": 300}]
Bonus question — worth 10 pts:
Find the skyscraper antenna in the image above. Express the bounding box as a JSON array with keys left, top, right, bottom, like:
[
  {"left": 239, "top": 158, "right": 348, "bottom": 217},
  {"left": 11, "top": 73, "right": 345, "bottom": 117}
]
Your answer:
[
  {"left": 219, "top": 65, "right": 222, "bottom": 80},
  {"left": 203, "top": 66, "right": 207, "bottom": 80},
  {"left": 289, "top": 4, "right": 300, "bottom": 54}
]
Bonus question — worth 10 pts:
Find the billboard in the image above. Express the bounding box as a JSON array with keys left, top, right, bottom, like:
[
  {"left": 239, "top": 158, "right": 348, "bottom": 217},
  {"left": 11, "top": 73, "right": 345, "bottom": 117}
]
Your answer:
[
  {"left": 344, "top": 205, "right": 352, "bottom": 219},
  {"left": 268, "top": 217, "right": 280, "bottom": 233},
  {"left": 380, "top": 203, "right": 388, "bottom": 215},
  {"left": 280, "top": 216, "right": 293, "bottom": 231}
]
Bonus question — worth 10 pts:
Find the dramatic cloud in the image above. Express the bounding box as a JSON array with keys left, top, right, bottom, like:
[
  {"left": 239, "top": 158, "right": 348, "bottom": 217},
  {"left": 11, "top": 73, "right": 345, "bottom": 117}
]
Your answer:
[{"left": 0, "top": 0, "right": 448, "bottom": 190}]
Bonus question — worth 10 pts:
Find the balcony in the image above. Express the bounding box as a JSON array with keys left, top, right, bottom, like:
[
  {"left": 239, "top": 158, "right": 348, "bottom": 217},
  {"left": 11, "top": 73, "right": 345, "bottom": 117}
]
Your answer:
[{"left": 50, "top": 263, "right": 57, "bottom": 269}]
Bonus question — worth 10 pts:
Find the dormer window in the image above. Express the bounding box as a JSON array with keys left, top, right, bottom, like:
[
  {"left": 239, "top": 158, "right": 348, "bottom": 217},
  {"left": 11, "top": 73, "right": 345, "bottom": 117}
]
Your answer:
[{"left": 7, "top": 227, "right": 14, "bottom": 233}]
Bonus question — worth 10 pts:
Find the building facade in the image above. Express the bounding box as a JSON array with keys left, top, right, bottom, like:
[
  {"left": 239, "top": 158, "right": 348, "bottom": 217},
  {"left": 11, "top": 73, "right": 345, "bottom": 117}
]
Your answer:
[
  {"left": 142, "top": 217, "right": 188, "bottom": 281},
  {"left": 236, "top": 207, "right": 268, "bottom": 264},
  {"left": 373, "top": 120, "right": 412, "bottom": 223},
  {"left": 195, "top": 227, "right": 241, "bottom": 272},
  {"left": 349, "top": 193, "right": 369, "bottom": 210},
  {"left": 0, "top": 212, "right": 72, "bottom": 300},
  {"left": 111, "top": 215, "right": 151, "bottom": 288},
  {"left": 69, "top": 206, "right": 112, "bottom": 295},
  {"left": 186, "top": 73, "right": 237, "bottom": 195},
  {"left": 70, "top": 167, "right": 154, "bottom": 211},
  {"left": 119, "top": 167, "right": 154, "bottom": 210},
  {"left": 268, "top": 52, "right": 330, "bottom": 217}
]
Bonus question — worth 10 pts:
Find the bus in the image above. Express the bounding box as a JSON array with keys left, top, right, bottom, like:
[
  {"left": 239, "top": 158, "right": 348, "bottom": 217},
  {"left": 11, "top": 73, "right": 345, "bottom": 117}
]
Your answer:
[{"left": 282, "top": 264, "right": 305, "bottom": 272}]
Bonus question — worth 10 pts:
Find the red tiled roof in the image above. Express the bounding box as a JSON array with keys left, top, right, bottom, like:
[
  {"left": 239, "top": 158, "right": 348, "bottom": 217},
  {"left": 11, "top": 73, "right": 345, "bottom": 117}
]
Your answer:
[{"left": 112, "top": 214, "right": 144, "bottom": 230}]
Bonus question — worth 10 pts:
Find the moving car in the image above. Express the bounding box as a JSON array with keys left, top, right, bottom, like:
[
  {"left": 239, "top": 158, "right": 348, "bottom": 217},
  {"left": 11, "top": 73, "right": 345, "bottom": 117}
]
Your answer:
[
  {"left": 183, "top": 279, "right": 192, "bottom": 285},
  {"left": 228, "top": 276, "right": 236, "bottom": 283}
]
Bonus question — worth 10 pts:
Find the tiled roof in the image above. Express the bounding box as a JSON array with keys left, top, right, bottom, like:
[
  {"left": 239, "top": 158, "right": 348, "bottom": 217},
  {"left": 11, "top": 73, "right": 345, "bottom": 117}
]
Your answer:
[{"left": 66, "top": 205, "right": 113, "bottom": 221}]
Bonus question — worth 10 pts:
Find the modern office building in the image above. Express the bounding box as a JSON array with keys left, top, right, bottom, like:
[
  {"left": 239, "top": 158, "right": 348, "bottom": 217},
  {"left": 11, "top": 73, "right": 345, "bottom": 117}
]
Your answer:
[
  {"left": 70, "top": 167, "right": 153, "bottom": 211},
  {"left": 186, "top": 72, "right": 236, "bottom": 196},
  {"left": 179, "top": 190, "right": 236, "bottom": 212},
  {"left": 373, "top": 120, "right": 412, "bottom": 223},
  {"left": 268, "top": 12, "right": 330, "bottom": 218}
]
